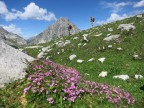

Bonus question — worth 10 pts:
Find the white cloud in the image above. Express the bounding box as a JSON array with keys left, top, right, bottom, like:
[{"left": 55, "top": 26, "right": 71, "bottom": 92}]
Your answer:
[
  {"left": 20, "top": 2, "right": 56, "bottom": 21},
  {"left": 0, "top": 1, "right": 56, "bottom": 21},
  {"left": 104, "top": 2, "right": 134, "bottom": 13},
  {"left": 0, "top": 1, "right": 8, "bottom": 14},
  {"left": 134, "top": 0, "right": 144, "bottom": 7},
  {"left": 96, "top": 13, "right": 129, "bottom": 25},
  {"left": 0, "top": 24, "right": 22, "bottom": 35}
]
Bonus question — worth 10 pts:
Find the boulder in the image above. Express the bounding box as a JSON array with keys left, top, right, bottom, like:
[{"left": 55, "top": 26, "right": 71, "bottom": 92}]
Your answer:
[
  {"left": 98, "top": 71, "right": 108, "bottom": 77},
  {"left": 113, "top": 75, "right": 129, "bottom": 80},
  {"left": 69, "top": 54, "right": 77, "bottom": 60},
  {"left": 103, "top": 34, "right": 120, "bottom": 41},
  {"left": 118, "top": 24, "right": 135, "bottom": 31},
  {"left": 0, "top": 40, "right": 34, "bottom": 87}
]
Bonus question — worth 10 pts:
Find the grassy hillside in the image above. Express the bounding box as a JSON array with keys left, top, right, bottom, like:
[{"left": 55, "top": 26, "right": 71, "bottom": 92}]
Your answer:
[{"left": 0, "top": 14, "right": 144, "bottom": 108}]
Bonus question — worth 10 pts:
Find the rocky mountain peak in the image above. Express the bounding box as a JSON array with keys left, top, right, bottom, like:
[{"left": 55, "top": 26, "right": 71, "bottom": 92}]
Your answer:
[{"left": 29, "top": 17, "right": 80, "bottom": 44}]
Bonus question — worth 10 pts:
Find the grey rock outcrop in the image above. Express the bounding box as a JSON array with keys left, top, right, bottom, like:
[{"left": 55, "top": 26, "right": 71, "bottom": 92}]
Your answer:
[
  {"left": 0, "top": 27, "right": 27, "bottom": 47},
  {"left": 29, "top": 17, "right": 80, "bottom": 44},
  {"left": 0, "top": 40, "right": 34, "bottom": 87}
]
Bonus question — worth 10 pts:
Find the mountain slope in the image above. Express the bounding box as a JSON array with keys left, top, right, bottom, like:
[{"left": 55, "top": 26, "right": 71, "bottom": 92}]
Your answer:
[
  {"left": 23, "top": 14, "right": 144, "bottom": 107},
  {"left": 0, "top": 27, "right": 27, "bottom": 47},
  {"left": 29, "top": 17, "right": 80, "bottom": 44},
  {"left": 0, "top": 14, "right": 144, "bottom": 108}
]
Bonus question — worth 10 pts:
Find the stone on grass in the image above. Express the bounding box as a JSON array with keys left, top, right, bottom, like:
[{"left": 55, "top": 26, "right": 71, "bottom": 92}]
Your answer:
[
  {"left": 42, "top": 46, "right": 51, "bottom": 52},
  {"left": 98, "top": 71, "right": 108, "bottom": 77},
  {"left": 65, "top": 40, "right": 71, "bottom": 45},
  {"left": 117, "top": 47, "right": 123, "bottom": 51},
  {"left": 108, "top": 28, "right": 113, "bottom": 32},
  {"left": 83, "top": 43, "right": 87, "bottom": 46},
  {"left": 78, "top": 43, "right": 82, "bottom": 46},
  {"left": 135, "top": 75, "right": 143, "bottom": 79},
  {"left": 56, "top": 41, "right": 65, "bottom": 47},
  {"left": 98, "top": 57, "right": 106, "bottom": 63},
  {"left": 133, "top": 52, "right": 142, "bottom": 60},
  {"left": 88, "top": 58, "right": 95, "bottom": 62},
  {"left": 118, "top": 24, "right": 135, "bottom": 31},
  {"left": 95, "top": 33, "right": 102, "bottom": 37},
  {"left": 136, "top": 15, "right": 142, "bottom": 18},
  {"left": 84, "top": 73, "right": 90, "bottom": 76},
  {"left": 113, "top": 75, "right": 129, "bottom": 80},
  {"left": 37, "top": 52, "right": 44, "bottom": 58},
  {"left": 69, "top": 54, "right": 77, "bottom": 60},
  {"left": 83, "top": 34, "right": 88, "bottom": 42},
  {"left": 103, "top": 34, "right": 120, "bottom": 41},
  {"left": 73, "top": 36, "right": 78, "bottom": 40},
  {"left": 77, "top": 59, "right": 84, "bottom": 63},
  {"left": 108, "top": 45, "right": 112, "bottom": 48}
]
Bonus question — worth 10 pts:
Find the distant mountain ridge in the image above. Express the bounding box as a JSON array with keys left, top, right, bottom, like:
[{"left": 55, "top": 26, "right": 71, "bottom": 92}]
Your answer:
[
  {"left": 0, "top": 27, "right": 27, "bottom": 47},
  {"left": 29, "top": 17, "right": 80, "bottom": 44}
]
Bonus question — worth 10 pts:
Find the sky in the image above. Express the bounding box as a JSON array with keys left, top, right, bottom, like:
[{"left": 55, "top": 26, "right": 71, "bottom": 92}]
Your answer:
[{"left": 0, "top": 0, "right": 144, "bottom": 39}]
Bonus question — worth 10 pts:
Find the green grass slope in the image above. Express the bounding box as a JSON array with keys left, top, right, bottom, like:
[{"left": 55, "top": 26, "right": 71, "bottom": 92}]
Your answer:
[{"left": 0, "top": 14, "right": 144, "bottom": 108}]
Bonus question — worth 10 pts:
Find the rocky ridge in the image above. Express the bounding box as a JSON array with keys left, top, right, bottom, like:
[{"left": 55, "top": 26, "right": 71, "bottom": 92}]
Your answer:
[{"left": 0, "top": 27, "right": 27, "bottom": 47}]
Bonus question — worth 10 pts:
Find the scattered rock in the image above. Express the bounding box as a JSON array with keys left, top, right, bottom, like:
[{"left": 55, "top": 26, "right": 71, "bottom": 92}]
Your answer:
[
  {"left": 135, "top": 75, "right": 143, "bottom": 79},
  {"left": 65, "top": 40, "right": 71, "bottom": 45},
  {"left": 108, "top": 45, "right": 112, "bottom": 48},
  {"left": 113, "top": 75, "right": 129, "bottom": 80},
  {"left": 103, "top": 34, "right": 120, "bottom": 41},
  {"left": 95, "top": 33, "right": 102, "bottom": 37},
  {"left": 83, "top": 43, "right": 87, "bottom": 46},
  {"left": 84, "top": 73, "right": 90, "bottom": 76},
  {"left": 83, "top": 34, "right": 88, "bottom": 42},
  {"left": 73, "top": 37, "right": 78, "bottom": 40},
  {"left": 56, "top": 41, "right": 65, "bottom": 47},
  {"left": 88, "top": 58, "right": 95, "bottom": 62},
  {"left": 78, "top": 43, "right": 82, "bottom": 46},
  {"left": 98, "top": 71, "right": 108, "bottom": 77},
  {"left": 107, "top": 33, "right": 111, "bottom": 36},
  {"left": 77, "top": 59, "right": 84, "bottom": 63},
  {"left": 117, "top": 47, "right": 123, "bottom": 51},
  {"left": 42, "top": 46, "right": 51, "bottom": 52},
  {"left": 108, "top": 28, "right": 113, "bottom": 32},
  {"left": 69, "top": 54, "right": 77, "bottom": 60},
  {"left": 118, "top": 24, "right": 135, "bottom": 31},
  {"left": 98, "top": 57, "right": 106, "bottom": 63},
  {"left": 133, "top": 52, "right": 142, "bottom": 60},
  {"left": 37, "top": 52, "right": 44, "bottom": 59},
  {"left": 136, "top": 14, "right": 142, "bottom": 18}
]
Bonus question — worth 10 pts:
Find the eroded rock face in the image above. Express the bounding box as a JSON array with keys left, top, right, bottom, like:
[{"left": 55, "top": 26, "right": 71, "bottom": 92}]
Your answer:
[
  {"left": 0, "top": 40, "right": 34, "bottom": 87},
  {"left": 0, "top": 27, "right": 27, "bottom": 47},
  {"left": 29, "top": 18, "right": 80, "bottom": 44}
]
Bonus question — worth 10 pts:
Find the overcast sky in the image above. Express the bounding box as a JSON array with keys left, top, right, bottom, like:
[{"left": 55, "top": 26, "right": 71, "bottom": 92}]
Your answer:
[{"left": 0, "top": 0, "right": 144, "bottom": 39}]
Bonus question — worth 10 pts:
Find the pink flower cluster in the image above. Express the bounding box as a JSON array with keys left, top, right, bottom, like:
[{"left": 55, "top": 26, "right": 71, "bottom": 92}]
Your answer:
[{"left": 24, "top": 60, "right": 135, "bottom": 106}]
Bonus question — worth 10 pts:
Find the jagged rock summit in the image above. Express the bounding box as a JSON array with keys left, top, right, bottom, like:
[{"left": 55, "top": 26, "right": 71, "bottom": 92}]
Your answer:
[
  {"left": 0, "top": 26, "right": 27, "bottom": 47},
  {"left": 29, "top": 17, "right": 80, "bottom": 44},
  {"left": 0, "top": 40, "right": 34, "bottom": 87}
]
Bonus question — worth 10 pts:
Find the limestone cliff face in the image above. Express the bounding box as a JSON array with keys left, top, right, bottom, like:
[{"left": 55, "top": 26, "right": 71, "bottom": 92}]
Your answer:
[
  {"left": 0, "top": 27, "right": 27, "bottom": 47},
  {"left": 29, "top": 18, "right": 80, "bottom": 44}
]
